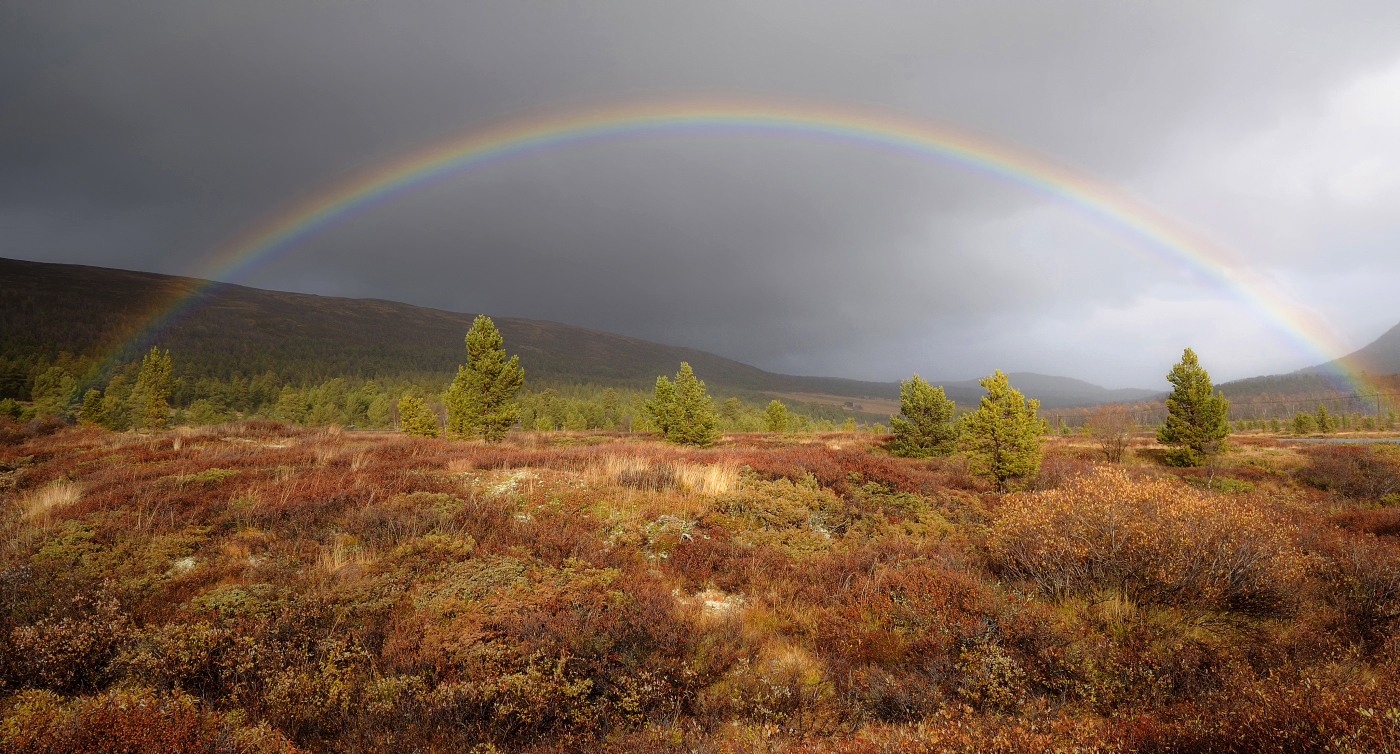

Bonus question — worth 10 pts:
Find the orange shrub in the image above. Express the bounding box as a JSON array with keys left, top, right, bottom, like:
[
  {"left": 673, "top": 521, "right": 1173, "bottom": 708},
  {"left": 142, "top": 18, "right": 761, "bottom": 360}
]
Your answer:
[
  {"left": 381, "top": 558, "right": 699, "bottom": 744},
  {"left": 1329, "top": 507, "right": 1400, "bottom": 539},
  {"left": 6, "top": 594, "right": 130, "bottom": 693},
  {"left": 988, "top": 469, "right": 1304, "bottom": 616},
  {"left": 0, "top": 687, "right": 301, "bottom": 754},
  {"left": 1314, "top": 536, "right": 1400, "bottom": 652},
  {"left": 773, "top": 711, "right": 1119, "bottom": 754},
  {"left": 1300, "top": 443, "right": 1400, "bottom": 502},
  {"left": 1118, "top": 664, "right": 1400, "bottom": 753}
]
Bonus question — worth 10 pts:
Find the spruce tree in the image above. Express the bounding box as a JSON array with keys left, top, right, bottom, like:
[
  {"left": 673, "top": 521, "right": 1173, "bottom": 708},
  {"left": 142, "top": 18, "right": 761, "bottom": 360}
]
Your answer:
[
  {"left": 1315, "top": 403, "right": 1337, "bottom": 434},
  {"left": 885, "top": 374, "right": 957, "bottom": 458},
  {"left": 445, "top": 315, "right": 524, "bottom": 442},
  {"left": 762, "top": 400, "right": 789, "bottom": 433},
  {"left": 398, "top": 396, "right": 440, "bottom": 437},
  {"left": 274, "top": 386, "right": 309, "bottom": 424},
  {"left": 79, "top": 389, "right": 107, "bottom": 427},
  {"left": 1156, "top": 348, "right": 1230, "bottom": 467},
  {"left": 720, "top": 397, "right": 742, "bottom": 423},
  {"left": 962, "top": 370, "right": 1044, "bottom": 492},
  {"left": 1291, "top": 411, "right": 1317, "bottom": 435},
  {"left": 562, "top": 409, "right": 587, "bottom": 431},
  {"left": 131, "top": 347, "right": 175, "bottom": 430},
  {"left": 602, "top": 387, "right": 620, "bottom": 427},
  {"left": 645, "top": 375, "right": 680, "bottom": 437},
  {"left": 672, "top": 363, "right": 719, "bottom": 446},
  {"left": 30, "top": 366, "right": 76, "bottom": 418},
  {"left": 537, "top": 388, "right": 565, "bottom": 431},
  {"left": 646, "top": 363, "right": 718, "bottom": 446},
  {"left": 101, "top": 373, "right": 134, "bottom": 430}
]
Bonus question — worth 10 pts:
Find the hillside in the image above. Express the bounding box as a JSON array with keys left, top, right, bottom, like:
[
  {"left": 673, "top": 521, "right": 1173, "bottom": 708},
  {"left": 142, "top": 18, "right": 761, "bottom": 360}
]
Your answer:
[
  {"left": 1, "top": 257, "right": 1152, "bottom": 409},
  {"left": 1218, "top": 322, "right": 1400, "bottom": 401},
  {"left": 0, "top": 257, "right": 898, "bottom": 397},
  {"left": 1305, "top": 321, "right": 1400, "bottom": 378},
  {"left": 938, "top": 372, "right": 1159, "bottom": 407}
]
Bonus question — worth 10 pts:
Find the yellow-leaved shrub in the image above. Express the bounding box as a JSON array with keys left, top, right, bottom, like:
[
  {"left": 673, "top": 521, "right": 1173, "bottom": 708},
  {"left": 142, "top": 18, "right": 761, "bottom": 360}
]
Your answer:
[{"left": 988, "top": 468, "right": 1304, "bottom": 616}]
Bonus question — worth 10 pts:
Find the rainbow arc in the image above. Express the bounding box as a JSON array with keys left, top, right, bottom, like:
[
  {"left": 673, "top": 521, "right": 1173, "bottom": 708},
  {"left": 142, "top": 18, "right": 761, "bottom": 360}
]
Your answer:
[{"left": 105, "top": 97, "right": 1367, "bottom": 391}]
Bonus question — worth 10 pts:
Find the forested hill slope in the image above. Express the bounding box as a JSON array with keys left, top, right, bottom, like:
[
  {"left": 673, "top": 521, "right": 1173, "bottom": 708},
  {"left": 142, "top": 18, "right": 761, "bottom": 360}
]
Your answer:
[
  {"left": 937, "top": 373, "right": 1159, "bottom": 407},
  {"left": 1301, "top": 321, "right": 1400, "bottom": 378},
  {"left": 1217, "top": 322, "right": 1400, "bottom": 400},
  {"left": 0, "top": 257, "right": 1164, "bottom": 407},
  {"left": 0, "top": 257, "right": 899, "bottom": 397}
]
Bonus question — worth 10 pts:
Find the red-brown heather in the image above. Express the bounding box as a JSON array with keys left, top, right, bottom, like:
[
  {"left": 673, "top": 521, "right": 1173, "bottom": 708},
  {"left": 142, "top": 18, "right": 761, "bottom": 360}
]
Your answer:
[{"left": 3, "top": 418, "right": 1400, "bottom": 753}]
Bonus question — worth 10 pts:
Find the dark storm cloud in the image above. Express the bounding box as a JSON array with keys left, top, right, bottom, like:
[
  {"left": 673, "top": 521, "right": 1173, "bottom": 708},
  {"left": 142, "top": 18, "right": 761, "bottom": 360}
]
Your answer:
[{"left": 4, "top": 1, "right": 1400, "bottom": 386}]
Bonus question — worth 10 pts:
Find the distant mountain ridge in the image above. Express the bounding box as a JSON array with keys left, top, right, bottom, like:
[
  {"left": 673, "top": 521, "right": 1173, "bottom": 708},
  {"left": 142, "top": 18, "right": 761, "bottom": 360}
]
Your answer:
[
  {"left": 1217, "top": 321, "right": 1400, "bottom": 400},
  {"left": 934, "top": 373, "right": 1159, "bottom": 408},
  {"left": 0, "top": 257, "right": 1154, "bottom": 409},
  {"left": 1302, "top": 321, "right": 1400, "bottom": 378}
]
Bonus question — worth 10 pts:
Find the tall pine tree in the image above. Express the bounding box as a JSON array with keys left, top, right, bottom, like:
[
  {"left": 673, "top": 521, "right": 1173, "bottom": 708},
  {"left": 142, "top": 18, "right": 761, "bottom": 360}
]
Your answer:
[
  {"left": 886, "top": 374, "right": 957, "bottom": 458},
  {"left": 445, "top": 315, "right": 524, "bottom": 442},
  {"left": 1157, "top": 348, "right": 1230, "bottom": 467}
]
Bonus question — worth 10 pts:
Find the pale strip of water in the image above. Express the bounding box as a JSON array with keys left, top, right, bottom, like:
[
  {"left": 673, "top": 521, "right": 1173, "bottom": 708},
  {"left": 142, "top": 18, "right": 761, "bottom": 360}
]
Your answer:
[{"left": 1278, "top": 438, "right": 1400, "bottom": 444}]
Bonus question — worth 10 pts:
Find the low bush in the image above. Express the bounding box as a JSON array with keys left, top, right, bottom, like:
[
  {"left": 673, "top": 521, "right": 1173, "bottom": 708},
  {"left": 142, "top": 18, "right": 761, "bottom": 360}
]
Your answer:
[
  {"left": 0, "top": 687, "right": 301, "bottom": 754},
  {"left": 6, "top": 593, "right": 130, "bottom": 694},
  {"left": 1120, "top": 665, "right": 1400, "bottom": 753},
  {"left": 1316, "top": 537, "right": 1400, "bottom": 652},
  {"left": 1328, "top": 506, "right": 1400, "bottom": 539},
  {"left": 1300, "top": 444, "right": 1400, "bottom": 501}
]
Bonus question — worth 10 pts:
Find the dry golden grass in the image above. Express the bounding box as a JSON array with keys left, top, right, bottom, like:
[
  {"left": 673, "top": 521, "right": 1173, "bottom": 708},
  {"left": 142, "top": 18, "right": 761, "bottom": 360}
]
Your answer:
[
  {"left": 22, "top": 479, "right": 81, "bottom": 520},
  {"left": 316, "top": 532, "right": 376, "bottom": 576},
  {"left": 587, "top": 453, "right": 739, "bottom": 495},
  {"left": 675, "top": 460, "right": 740, "bottom": 495},
  {"left": 445, "top": 456, "right": 479, "bottom": 474}
]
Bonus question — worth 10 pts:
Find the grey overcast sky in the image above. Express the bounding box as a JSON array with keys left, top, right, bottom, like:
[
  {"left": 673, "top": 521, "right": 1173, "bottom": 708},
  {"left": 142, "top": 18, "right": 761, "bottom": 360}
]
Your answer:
[{"left": 3, "top": 1, "right": 1399, "bottom": 388}]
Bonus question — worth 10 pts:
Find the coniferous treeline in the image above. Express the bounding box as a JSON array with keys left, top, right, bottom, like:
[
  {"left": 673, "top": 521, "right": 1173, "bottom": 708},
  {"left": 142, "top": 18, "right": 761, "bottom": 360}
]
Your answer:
[{"left": 0, "top": 353, "right": 880, "bottom": 436}]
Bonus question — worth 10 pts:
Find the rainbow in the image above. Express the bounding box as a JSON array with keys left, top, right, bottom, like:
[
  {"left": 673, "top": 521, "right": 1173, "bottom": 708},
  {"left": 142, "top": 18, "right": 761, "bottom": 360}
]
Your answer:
[{"left": 114, "top": 97, "right": 1368, "bottom": 390}]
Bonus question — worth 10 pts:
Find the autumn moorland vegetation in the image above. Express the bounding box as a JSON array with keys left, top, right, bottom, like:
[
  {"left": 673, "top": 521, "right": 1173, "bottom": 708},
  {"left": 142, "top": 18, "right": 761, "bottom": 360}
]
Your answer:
[{"left": 2, "top": 412, "right": 1400, "bottom": 752}]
